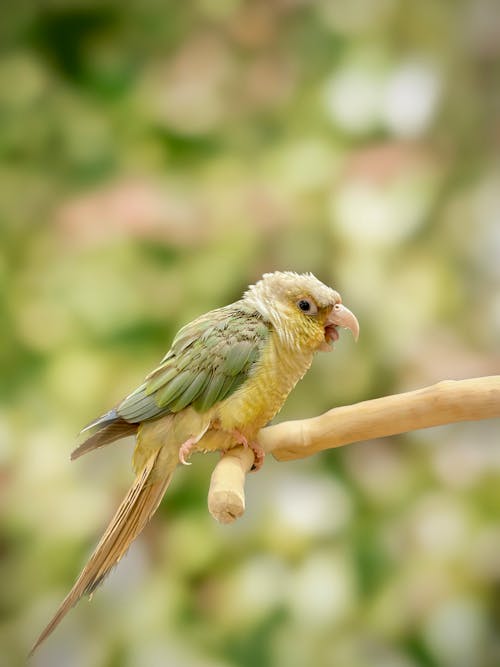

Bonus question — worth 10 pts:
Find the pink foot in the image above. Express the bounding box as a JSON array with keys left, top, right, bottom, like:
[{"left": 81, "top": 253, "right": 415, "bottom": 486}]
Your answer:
[
  {"left": 179, "top": 436, "right": 198, "bottom": 465},
  {"left": 230, "top": 429, "right": 265, "bottom": 472},
  {"left": 230, "top": 429, "right": 248, "bottom": 448},
  {"left": 249, "top": 442, "right": 265, "bottom": 472}
]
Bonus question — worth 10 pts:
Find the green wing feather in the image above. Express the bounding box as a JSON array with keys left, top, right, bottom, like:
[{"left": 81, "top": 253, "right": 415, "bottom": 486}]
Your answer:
[{"left": 117, "top": 304, "right": 269, "bottom": 422}]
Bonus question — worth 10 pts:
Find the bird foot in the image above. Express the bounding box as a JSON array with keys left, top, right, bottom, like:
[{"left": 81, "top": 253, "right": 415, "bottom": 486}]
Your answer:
[
  {"left": 249, "top": 442, "right": 265, "bottom": 472},
  {"left": 229, "top": 429, "right": 265, "bottom": 472},
  {"left": 178, "top": 436, "right": 198, "bottom": 465}
]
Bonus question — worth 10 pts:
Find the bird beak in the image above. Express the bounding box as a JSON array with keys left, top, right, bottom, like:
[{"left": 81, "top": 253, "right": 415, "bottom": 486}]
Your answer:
[
  {"left": 323, "top": 303, "right": 359, "bottom": 348},
  {"left": 328, "top": 303, "right": 359, "bottom": 340}
]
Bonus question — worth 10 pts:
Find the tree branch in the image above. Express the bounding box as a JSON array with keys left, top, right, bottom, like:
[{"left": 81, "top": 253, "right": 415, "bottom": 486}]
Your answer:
[
  {"left": 208, "top": 446, "right": 254, "bottom": 524},
  {"left": 208, "top": 376, "right": 500, "bottom": 523}
]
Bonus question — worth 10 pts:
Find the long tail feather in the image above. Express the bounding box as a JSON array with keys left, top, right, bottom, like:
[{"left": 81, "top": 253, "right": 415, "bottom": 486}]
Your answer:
[
  {"left": 80, "top": 409, "right": 121, "bottom": 433},
  {"left": 30, "top": 449, "right": 173, "bottom": 656},
  {"left": 71, "top": 420, "right": 138, "bottom": 460}
]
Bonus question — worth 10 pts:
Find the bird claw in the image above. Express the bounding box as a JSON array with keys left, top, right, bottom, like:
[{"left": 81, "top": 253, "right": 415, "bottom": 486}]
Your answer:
[
  {"left": 249, "top": 442, "right": 265, "bottom": 472},
  {"left": 178, "top": 437, "right": 197, "bottom": 465},
  {"left": 229, "top": 429, "right": 265, "bottom": 472},
  {"left": 229, "top": 429, "right": 248, "bottom": 448}
]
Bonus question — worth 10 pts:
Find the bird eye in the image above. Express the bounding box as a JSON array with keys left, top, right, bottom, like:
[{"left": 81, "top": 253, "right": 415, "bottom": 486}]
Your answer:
[
  {"left": 297, "top": 299, "right": 317, "bottom": 314},
  {"left": 298, "top": 300, "right": 310, "bottom": 311}
]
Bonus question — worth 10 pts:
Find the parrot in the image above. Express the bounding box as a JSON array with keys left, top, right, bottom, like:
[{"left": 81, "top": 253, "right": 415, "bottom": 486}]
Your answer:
[{"left": 30, "top": 271, "right": 359, "bottom": 654}]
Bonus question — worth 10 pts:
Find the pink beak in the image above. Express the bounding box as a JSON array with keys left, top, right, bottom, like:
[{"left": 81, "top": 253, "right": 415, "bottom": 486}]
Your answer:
[
  {"left": 320, "top": 303, "right": 359, "bottom": 350},
  {"left": 328, "top": 303, "right": 360, "bottom": 341}
]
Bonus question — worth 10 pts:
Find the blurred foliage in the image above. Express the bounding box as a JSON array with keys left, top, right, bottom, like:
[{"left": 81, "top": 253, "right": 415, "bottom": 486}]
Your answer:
[{"left": 0, "top": 1, "right": 499, "bottom": 666}]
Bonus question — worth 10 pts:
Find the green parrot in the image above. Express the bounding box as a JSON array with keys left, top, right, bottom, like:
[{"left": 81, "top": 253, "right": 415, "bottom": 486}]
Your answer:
[{"left": 31, "top": 271, "right": 359, "bottom": 653}]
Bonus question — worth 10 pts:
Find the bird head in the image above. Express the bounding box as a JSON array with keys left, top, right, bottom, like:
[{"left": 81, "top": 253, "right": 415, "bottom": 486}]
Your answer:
[{"left": 244, "top": 271, "right": 359, "bottom": 353}]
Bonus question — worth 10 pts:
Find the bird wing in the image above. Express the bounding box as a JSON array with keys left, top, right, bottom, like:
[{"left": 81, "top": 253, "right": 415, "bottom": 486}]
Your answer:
[{"left": 116, "top": 303, "right": 270, "bottom": 422}]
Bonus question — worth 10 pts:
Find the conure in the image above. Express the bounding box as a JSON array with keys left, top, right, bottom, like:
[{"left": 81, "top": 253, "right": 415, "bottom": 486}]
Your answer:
[{"left": 31, "top": 271, "right": 359, "bottom": 654}]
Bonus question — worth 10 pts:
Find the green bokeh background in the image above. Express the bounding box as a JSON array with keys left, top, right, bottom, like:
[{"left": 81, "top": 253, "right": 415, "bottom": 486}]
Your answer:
[{"left": 1, "top": 2, "right": 499, "bottom": 666}]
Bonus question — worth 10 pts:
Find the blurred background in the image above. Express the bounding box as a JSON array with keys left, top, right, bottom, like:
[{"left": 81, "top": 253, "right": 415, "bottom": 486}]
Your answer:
[{"left": 1, "top": 1, "right": 499, "bottom": 666}]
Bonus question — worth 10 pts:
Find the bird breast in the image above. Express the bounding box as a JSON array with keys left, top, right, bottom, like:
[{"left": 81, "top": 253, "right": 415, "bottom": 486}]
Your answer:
[{"left": 214, "top": 332, "right": 315, "bottom": 438}]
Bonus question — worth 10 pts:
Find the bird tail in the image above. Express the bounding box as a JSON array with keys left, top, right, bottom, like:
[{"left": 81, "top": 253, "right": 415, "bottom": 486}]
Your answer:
[
  {"left": 30, "top": 448, "right": 173, "bottom": 656},
  {"left": 71, "top": 418, "right": 138, "bottom": 460}
]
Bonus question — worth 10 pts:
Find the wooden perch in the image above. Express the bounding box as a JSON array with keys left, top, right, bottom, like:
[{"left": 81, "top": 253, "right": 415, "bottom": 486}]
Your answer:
[
  {"left": 208, "top": 446, "right": 254, "bottom": 524},
  {"left": 208, "top": 376, "right": 500, "bottom": 523}
]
